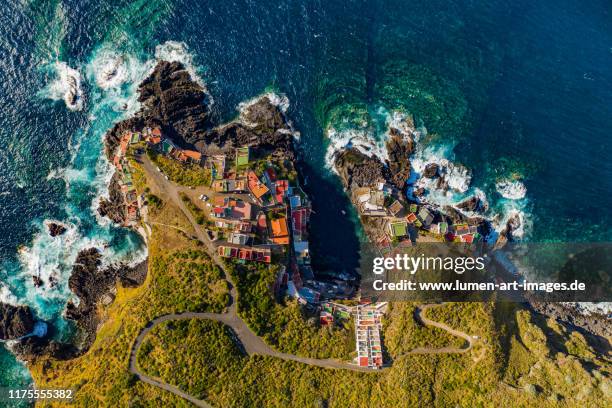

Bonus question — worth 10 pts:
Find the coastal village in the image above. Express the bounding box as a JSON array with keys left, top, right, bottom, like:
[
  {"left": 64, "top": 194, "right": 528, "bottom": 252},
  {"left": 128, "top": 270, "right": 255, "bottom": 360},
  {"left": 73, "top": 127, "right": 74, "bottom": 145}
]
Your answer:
[
  {"left": 109, "top": 124, "right": 388, "bottom": 369},
  {"left": 107, "top": 112, "right": 494, "bottom": 371},
  {"left": 352, "top": 182, "right": 483, "bottom": 251}
]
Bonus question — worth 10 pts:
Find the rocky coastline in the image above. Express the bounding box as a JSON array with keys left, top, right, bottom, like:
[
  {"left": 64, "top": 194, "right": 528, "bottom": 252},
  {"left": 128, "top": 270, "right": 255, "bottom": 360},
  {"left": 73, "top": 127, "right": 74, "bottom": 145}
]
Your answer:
[
  {"left": 330, "top": 115, "right": 610, "bottom": 341},
  {"left": 332, "top": 122, "right": 495, "bottom": 242},
  {"left": 46, "top": 221, "right": 67, "bottom": 237},
  {"left": 11, "top": 60, "right": 299, "bottom": 363},
  {"left": 65, "top": 248, "right": 147, "bottom": 351},
  {"left": 0, "top": 303, "right": 35, "bottom": 341}
]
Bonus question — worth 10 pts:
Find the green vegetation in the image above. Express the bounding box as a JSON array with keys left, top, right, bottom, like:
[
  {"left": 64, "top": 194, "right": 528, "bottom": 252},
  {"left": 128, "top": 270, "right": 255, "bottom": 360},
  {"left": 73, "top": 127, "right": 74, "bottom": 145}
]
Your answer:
[
  {"left": 146, "top": 192, "right": 163, "bottom": 210},
  {"left": 147, "top": 149, "right": 210, "bottom": 187},
  {"left": 137, "top": 320, "right": 245, "bottom": 401},
  {"left": 180, "top": 192, "right": 206, "bottom": 224},
  {"left": 383, "top": 303, "right": 467, "bottom": 355},
  {"left": 29, "top": 165, "right": 229, "bottom": 407},
  {"left": 136, "top": 302, "right": 611, "bottom": 408},
  {"left": 225, "top": 260, "right": 354, "bottom": 360},
  {"left": 138, "top": 319, "right": 380, "bottom": 407}
]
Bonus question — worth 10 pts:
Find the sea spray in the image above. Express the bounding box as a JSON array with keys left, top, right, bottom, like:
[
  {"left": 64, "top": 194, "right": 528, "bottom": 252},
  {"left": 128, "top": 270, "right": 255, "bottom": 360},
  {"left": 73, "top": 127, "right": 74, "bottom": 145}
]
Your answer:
[
  {"left": 39, "top": 62, "right": 84, "bottom": 111},
  {"left": 326, "top": 107, "right": 532, "bottom": 238},
  {"left": 495, "top": 179, "right": 527, "bottom": 200},
  {"left": 155, "top": 41, "right": 207, "bottom": 89}
]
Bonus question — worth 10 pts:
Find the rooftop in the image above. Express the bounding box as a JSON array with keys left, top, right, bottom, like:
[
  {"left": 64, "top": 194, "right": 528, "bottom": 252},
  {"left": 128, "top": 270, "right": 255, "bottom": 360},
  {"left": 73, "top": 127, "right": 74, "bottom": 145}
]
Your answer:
[{"left": 247, "top": 170, "right": 269, "bottom": 199}]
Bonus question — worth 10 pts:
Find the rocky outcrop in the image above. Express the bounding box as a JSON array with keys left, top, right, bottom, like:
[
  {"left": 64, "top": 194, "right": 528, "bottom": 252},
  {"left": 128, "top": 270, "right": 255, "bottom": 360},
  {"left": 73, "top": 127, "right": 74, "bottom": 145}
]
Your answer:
[
  {"left": 47, "top": 222, "right": 67, "bottom": 237},
  {"left": 104, "top": 116, "right": 144, "bottom": 160},
  {"left": 385, "top": 129, "right": 414, "bottom": 191},
  {"left": 456, "top": 195, "right": 487, "bottom": 213},
  {"left": 97, "top": 173, "right": 125, "bottom": 224},
  {"left": 12, "top": 336, "right": 78, "bottom": 362},
  {"left": 105, "top": 62, "right": 295, "bottom": 162},
  {"left": 138, "top": 61, "right": 210, "bottom": 147},
  {"left": 334, "top": 148, "right": 391, "bottom": 189},
  {"left": 104, "top": 61, "right": 210, "bottom": 158},
  {"left": 32, "top": 275, "right": 43, "bottom": 287},
  {"left": 422, "top": 163, "right": 439, "bottom": 178},
  {"left": 494, "top": 213, "right": 522, "bottom": 249},
  {"left": 443, "top": 205, "right": 468, "bottom": 224},
  {"left": 528, "top": 302, "right": 611, "bottom": 350},
  {"left": 0, "top": 303, "right": 34, "bottom": 340},
  {"left": 65, "top": 248, "right": 147, "bottom": 351},
  {"left": 200, "top": 96, "right": 296, "bottom": 159}
]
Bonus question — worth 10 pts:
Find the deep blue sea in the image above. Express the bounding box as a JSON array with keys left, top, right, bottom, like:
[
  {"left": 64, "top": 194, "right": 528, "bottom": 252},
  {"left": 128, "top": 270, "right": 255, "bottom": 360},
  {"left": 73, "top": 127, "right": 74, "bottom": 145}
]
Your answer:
[{"left": 0, "top": 0, "right": 610, "bottom": 390}]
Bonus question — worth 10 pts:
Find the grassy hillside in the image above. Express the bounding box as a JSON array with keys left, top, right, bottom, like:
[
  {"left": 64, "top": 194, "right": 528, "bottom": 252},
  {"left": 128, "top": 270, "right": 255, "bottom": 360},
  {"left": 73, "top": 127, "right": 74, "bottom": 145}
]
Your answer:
[
  {"left": 30, "top": 162, "right": 228, "bottom": 407},
  {"left": 135, "top": 302, "right": 611, "bottom": 408}
]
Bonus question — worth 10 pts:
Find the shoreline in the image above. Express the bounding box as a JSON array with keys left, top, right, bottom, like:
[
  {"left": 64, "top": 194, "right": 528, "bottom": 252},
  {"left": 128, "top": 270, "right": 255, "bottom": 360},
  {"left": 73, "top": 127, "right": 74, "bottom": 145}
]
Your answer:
[{"left": 6, "top": 57, "right": 608, "bottom": 372}]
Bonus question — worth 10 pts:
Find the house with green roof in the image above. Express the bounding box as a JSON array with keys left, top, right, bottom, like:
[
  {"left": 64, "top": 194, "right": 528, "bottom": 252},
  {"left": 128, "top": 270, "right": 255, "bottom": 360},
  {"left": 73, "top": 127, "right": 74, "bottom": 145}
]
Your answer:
[
  {"left": 389, "top": 220, "right": 408, "bottom": 238},
  {"left": 235, "top": 146, "right": 250, "bottom": 168}
]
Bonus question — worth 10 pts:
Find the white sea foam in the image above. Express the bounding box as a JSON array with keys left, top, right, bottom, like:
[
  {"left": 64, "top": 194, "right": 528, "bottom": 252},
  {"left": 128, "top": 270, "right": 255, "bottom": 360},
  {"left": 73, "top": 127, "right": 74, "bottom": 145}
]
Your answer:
[
  {"left": 0, "top": 284, "right": 18, "bottom": 306},
  {"left": 12, "top": 221, "right": 106, "bottom": 318},
  {"left": 155, "top": 41, "right": 204, "bottom": 87},
  {"left": 324, "top": 127, "right": 388, "bottom": 172},
  {"left": 41, "top": 62, "right": 84, "bottom": 111},
  {"left": 324, "top": 108, "right": 534, "bottom": 242},
  {"left": 563, "top": 302, "right": 612, "bottom": 315},
  {"left": 89, "top": 48, "right": 130, "bottom": 90},
  {"left": 496, "top": 179, "right": 527, "bottom": 200},
  {"left": 238, "top": 92, "right": 290, "bottom": 117}
]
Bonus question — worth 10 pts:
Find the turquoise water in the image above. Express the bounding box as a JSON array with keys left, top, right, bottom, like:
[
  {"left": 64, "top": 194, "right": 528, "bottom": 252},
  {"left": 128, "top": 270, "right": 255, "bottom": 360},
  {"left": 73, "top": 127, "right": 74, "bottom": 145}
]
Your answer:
[{"left": 1, "top": 0, "right": 610, "bottom": 387}]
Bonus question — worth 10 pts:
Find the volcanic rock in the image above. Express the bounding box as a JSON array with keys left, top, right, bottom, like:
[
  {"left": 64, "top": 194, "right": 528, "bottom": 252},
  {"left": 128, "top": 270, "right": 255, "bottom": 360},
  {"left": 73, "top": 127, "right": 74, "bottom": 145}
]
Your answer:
[
  {"left": 457, "top": 195, "right": 486, "bottom": 213},
  {"left": 0, "top": 303, "right": 35, "bottom": 340},
  {"left": 385, "top": 131, "right": 414, "bottom": 191},
  {"left": 65, "top": 248, "right": 147, "bottom": 351},
  {"left": 436, "top": 175, "right": 449, "bottom": 191},
  {"left": 201, "top": 96, "right": 296, "bottom": 159},
  {"left": 12, "top": 336, "right": 78, "bottom": 362},
  {"left": 32, "top": 275, "right": 43, "bottom": 287},
  {"left": 443, "top": 205, "right": 467, "bottom": 224},
  {"left": 334, "top": 148, "right": 391, "bottom": 189},
  {"left": 422, "top": 163, "right": 439, "bottom": 178},
  {"left": 97, "top": 173, "right": 126, "bottom": 224},
  {"left": 47, "top": 222, "right": 67, "bottom": 237},
  {"left": 137, "top": 61, "right": 210, "bottom": 147}
]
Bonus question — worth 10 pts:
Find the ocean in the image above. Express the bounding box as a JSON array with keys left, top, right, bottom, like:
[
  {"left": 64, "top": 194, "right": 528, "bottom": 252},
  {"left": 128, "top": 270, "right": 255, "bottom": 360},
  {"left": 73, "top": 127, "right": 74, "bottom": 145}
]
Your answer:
[{"left": 0, "top": 0, "right": 610, "bottom": 390}]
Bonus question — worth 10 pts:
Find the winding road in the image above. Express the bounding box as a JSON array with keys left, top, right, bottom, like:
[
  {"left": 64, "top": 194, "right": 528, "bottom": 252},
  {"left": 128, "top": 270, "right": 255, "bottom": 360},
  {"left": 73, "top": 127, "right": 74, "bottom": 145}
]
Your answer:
[
  {"left": 410, "top": 304, "right": 475, "bottom": 354},
  {"left": 127, "top": 155, "right": 478, "bottom": 407}
]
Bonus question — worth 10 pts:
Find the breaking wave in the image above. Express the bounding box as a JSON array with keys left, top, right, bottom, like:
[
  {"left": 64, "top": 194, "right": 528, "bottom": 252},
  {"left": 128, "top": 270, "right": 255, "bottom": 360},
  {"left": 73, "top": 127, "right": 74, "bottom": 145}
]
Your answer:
[
  {"left": 40, "top": 62, "right": 84, "bottom": 111},
  {"left": 495, "top": 179, "right": 527, "bottom": 200},
  {"left": 325, "top": 108, "right": 533, "bottom": 239},
  {"left": 155, "top": 41, "right": 204, "bottom": 87}
]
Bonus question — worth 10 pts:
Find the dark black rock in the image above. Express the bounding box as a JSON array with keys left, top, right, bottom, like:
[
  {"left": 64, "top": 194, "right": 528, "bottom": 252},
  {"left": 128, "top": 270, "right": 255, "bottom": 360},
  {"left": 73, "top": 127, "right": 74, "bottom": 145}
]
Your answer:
[
  {"left": 65, "top": 248, "right": 147, "bottom": 352},
  {"left": 97, "top": 173, "right": 125, "bottom": 224},
  {"left": 0, "top": 303, "right": 34, "bottom": 340},
  {"left": 413, "top": 187, "right": 425, "bottom": 197},
  {"left": 385, "top": 131, "right": 414, "bottom": 191},
  {"left": 32, "top": 275, "right": 43, "bottom": 287},
  {"left": 47, "top": 222, "right": 67, "bottom": 237},
  {"left": 422, "top": 163, "right": 439, "bottom": 178},
  {"left": 137, "top": 61, "right": 210, "bottom": 147},
  {"left": 334, "top": 148, "right": 391, "bottom": 189},
  {"left": 456, "top": 196, "right": 486, "bottom": 213}
]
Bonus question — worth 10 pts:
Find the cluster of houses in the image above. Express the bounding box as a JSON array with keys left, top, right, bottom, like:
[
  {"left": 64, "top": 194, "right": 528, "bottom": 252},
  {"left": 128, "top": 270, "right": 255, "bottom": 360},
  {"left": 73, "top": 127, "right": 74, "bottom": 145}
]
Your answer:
[
  {"left": 141, "top": 126, "right": 203, "bottom": 165},
  {"left": 134, "top": 127, "right": 388, "bottom": 370},
  {"left": 354, "top": 182, "right": 483, "bottom": 247},
  {"left": 320, "top": 301, "right": 387, "bottom": 369},
  {"left": 205, "top": 146, "right": 312, "bottom": 267},
  {"left": 355, "top": 303, "right": 386, "bottom": 369},
  {"left": 111, "top": 131, "right": 146, "bottom": 226}
]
